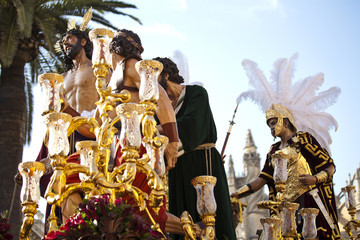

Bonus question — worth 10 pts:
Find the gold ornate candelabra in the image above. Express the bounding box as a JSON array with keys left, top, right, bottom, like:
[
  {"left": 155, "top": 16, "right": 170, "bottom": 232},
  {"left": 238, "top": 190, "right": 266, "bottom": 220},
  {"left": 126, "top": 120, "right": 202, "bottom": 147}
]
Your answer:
[
  {"left": 18, "top": 162, "right": 45, "bottom": 240},
  {"left": 18, "top": 28, "right": 170, "bottom": 239},
  {"left": 180, "top": 176, "right": 217, "bottom": 240},
  {"left": 342, "top": 185, "right": 360, "bottom": 240},
  {"left": 256, "top": 149, "right": 319, "bottom": 240}
]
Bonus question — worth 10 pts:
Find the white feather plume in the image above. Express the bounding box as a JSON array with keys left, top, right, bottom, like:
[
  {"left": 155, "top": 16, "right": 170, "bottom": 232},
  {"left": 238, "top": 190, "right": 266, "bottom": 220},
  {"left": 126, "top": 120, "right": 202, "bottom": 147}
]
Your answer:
[
  {"left": 241, "top": 59, "right": 276, "bottom": 103},
  {"left": 279, "top": 53, "right": 298, "bottom": 102},
  {"left": 238, "top": 53, "right": 340, "bottom": 154},
  {"left": 291, "top": 73, "right": 324, "bottom": 105},
  {"left": 270, "top": 57, "right": 287, "bottom": 97},
  {"left": 306, "top": 87, "right": 341, "bottom": 111},
  {"left": 171, "top": 50, "right": 190, "bottom": 85},
  {"left": 237, "top": 90, "right": 271, "bottom": 112}
]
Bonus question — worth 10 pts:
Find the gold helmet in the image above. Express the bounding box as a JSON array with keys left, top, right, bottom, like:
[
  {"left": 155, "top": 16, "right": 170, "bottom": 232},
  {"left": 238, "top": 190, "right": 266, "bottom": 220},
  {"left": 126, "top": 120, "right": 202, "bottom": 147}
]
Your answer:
[{"left": 266, "top": 104, "right": 296, "bottom": 136}]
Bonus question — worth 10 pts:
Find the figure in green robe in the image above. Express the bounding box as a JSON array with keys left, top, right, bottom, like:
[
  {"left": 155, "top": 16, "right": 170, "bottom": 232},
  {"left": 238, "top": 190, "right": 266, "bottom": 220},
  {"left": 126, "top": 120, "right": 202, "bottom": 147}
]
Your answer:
[{"left": 154, "top": 57, "right": 236, "bottom": 240}]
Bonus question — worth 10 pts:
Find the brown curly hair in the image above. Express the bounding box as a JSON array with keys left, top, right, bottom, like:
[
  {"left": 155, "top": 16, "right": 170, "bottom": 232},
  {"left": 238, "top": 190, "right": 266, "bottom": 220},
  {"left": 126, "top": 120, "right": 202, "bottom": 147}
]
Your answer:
[
  {"left": 152, "top": 57, "right": 184, "bottom": 84},
  {"left": 109, "top": 29, "right": 144, "bottom": 58}
]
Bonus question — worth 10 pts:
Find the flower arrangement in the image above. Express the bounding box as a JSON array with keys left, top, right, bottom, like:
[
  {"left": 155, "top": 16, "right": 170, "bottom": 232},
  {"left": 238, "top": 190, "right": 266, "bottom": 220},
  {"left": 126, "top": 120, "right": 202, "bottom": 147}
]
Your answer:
[
  {"left": 43, "top": 194, "right": 163, "bottom": 240},
  {"left": 0, "top": 211, "right": 13, "bottom": 240}
]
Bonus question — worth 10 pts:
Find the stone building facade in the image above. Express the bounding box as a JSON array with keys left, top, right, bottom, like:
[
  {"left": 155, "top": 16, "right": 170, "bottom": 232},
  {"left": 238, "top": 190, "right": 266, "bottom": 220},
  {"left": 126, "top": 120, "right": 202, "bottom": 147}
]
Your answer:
[{"left": 227, "top": 129, "right": 268, "bottom": 239}]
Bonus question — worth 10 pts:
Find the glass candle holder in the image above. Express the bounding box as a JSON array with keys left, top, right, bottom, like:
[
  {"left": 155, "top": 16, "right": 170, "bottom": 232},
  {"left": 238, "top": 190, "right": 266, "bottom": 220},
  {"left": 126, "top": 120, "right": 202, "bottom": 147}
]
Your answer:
[
  {"left": 260, "top": 217, "right": 282, "bottom": 240},
  {"left": 38, "top": 73, "right": 64, "bottom": 114},
  {"left": 135, "top": 60, "right": 163, "bottom": 102},
  {"left": 156, "top": 135, "right": 168, "bottom": 176},
  {"left": 273, "top": 155, "right": 288, "bottom": 182},
  {"left": 44, "top": 112, "right": 72, "bottom": 156},
  {"left": 192, "top": 176, "right": 217, "bottom": 216},
  {"left": 342, "top": 185, "right": 356, "bottom": 210},
  {"left": 116, "top": 103, "right": 145, "bottom": 148},
  {"left": 144, "top": 135, "right": 168, "bottom": 176},
  {"left": 300, "top": 208, "right": 319, "bottom": 239},
  {"left": 76, "top": 141, "right": 99, "bottom": 181},
  {"left": 89, "top": 28, "right": 114, "bottom": 66},
  {"left": 18, "top": 162, "right": 45, "bottom": 203},
  {"left": 280, "top": 202, "right": 299, "bottom": 236}
]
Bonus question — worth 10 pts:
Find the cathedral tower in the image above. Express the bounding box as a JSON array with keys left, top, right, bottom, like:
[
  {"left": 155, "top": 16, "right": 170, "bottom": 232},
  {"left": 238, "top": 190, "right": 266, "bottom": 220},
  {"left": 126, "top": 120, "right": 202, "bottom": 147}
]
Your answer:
[{"left": 228, "top": 129, "right": 267, "bottom": 239}]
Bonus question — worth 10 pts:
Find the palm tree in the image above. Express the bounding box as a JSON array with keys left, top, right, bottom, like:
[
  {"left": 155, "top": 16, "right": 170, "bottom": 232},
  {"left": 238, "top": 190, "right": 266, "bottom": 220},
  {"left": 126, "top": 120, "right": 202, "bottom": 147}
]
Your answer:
[{"left": 0, "top": 0, "right": 141, "bottom": 235}]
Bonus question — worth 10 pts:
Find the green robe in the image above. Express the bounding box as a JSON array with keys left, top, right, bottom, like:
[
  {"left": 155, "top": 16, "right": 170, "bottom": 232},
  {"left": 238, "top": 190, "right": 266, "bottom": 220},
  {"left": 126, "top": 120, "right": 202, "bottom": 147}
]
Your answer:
[{"left": 168, "top": 85, "right": 236, "bottom": 240}]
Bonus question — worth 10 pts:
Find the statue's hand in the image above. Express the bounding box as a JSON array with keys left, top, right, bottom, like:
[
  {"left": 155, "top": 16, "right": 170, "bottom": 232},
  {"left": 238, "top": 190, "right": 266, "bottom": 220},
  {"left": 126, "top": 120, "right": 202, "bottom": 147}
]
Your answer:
[
  {"left": 230, "top": 192, "right": 239, "bottom": 198},
  {"left": 14, "top": 171, "right": 22, "bottom": 186},
  {"left": 40, "top": 157, "right": 53, "bottom": 175},
  {"left": 165, "top": 142, "right": 178, "bottom": 171},
  {"left": 299, "top": 174, "right": 317, "bottom": 185}
]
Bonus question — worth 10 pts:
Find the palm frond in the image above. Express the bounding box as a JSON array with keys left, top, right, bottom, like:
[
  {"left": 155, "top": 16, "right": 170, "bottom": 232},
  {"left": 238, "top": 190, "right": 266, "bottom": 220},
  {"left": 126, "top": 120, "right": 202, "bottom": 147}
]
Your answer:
[
  {"left": 34, "top": 14, "right": 58, "bottom": 53},
  {"left": 80, "top": 7, "right": 93, "bottom": 31},
  {"left": 0, "top": 10, "right": 20, "bottom": 67},
  {"left": 22, "top": 0, "right": 36, "bottom": 38},
  {"left": 11, "top": 0, "right": 26, "bottom": 33},
  {"left": 67, "top": 19, "right": 77, "bottom": 31}
]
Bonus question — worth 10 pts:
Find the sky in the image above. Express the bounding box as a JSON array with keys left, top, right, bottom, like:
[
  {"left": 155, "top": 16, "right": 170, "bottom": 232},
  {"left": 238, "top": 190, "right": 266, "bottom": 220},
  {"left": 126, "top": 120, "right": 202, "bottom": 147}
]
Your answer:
[{"left": 23, "top": 0, "right": 360, "bottom": 209}]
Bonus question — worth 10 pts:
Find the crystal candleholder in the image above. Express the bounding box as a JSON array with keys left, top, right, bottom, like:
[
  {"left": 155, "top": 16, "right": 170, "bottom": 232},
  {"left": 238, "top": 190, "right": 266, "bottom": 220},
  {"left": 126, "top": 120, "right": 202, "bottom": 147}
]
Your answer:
[
  {"left": 300, "top": 208, "right": 319, "bottom": 239},
  {"left": 135, "top": 60, "right": 163, "bottom": 102},
  {"left": 19, "top": 162, "right": 45, "bottom": 203},
  {"left": 44, "top": 112, "right": 72, "bottom": 156},
  {"left": 89, "top": 28, "right": 114, "bottom": 66},
  {"left": 116, "top": 103, "right": 145, "bottom": 149},
  {"left": 76, "top": 140, "right": 99, "bottom": 181},
  {"left": 273, "top": 156, "right": 288, "bottom": 182},
  {"left": 144, "top": 135, "right": 168, "bottom": 176},
  {"left": 38, "top": 73, "right": 64, "bottom": 115},
  {"left": 192, "top": 176, "right": 217, "bottom": 216},
  {"left": 260, "top": 217, "right": 282, "bottom": 240},
  {"left": 280, "top": 202, "right": 299, "bottom": 238}
]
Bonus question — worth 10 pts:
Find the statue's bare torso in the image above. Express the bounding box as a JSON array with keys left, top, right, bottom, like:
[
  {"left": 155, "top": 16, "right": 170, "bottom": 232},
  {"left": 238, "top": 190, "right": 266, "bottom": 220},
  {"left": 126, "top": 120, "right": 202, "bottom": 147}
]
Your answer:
[{"left": 62, "top": 60, "right": 98, "bottom": 114}]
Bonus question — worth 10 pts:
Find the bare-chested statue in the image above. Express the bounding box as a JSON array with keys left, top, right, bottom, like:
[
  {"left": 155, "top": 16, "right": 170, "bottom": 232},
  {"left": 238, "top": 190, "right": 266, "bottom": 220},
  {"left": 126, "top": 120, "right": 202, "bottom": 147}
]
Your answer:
[
  {"left": 105, "top": 29, "right": 192, "bottom": 236},
  {"left": 60, "top": 28, "right": 100, "bottom": 117},
  {"left": 30, "top": 28, "right": 104, "bottom": 226},
  {"left": 108, "top": 29, "right": 179, "bottom": 171}
]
